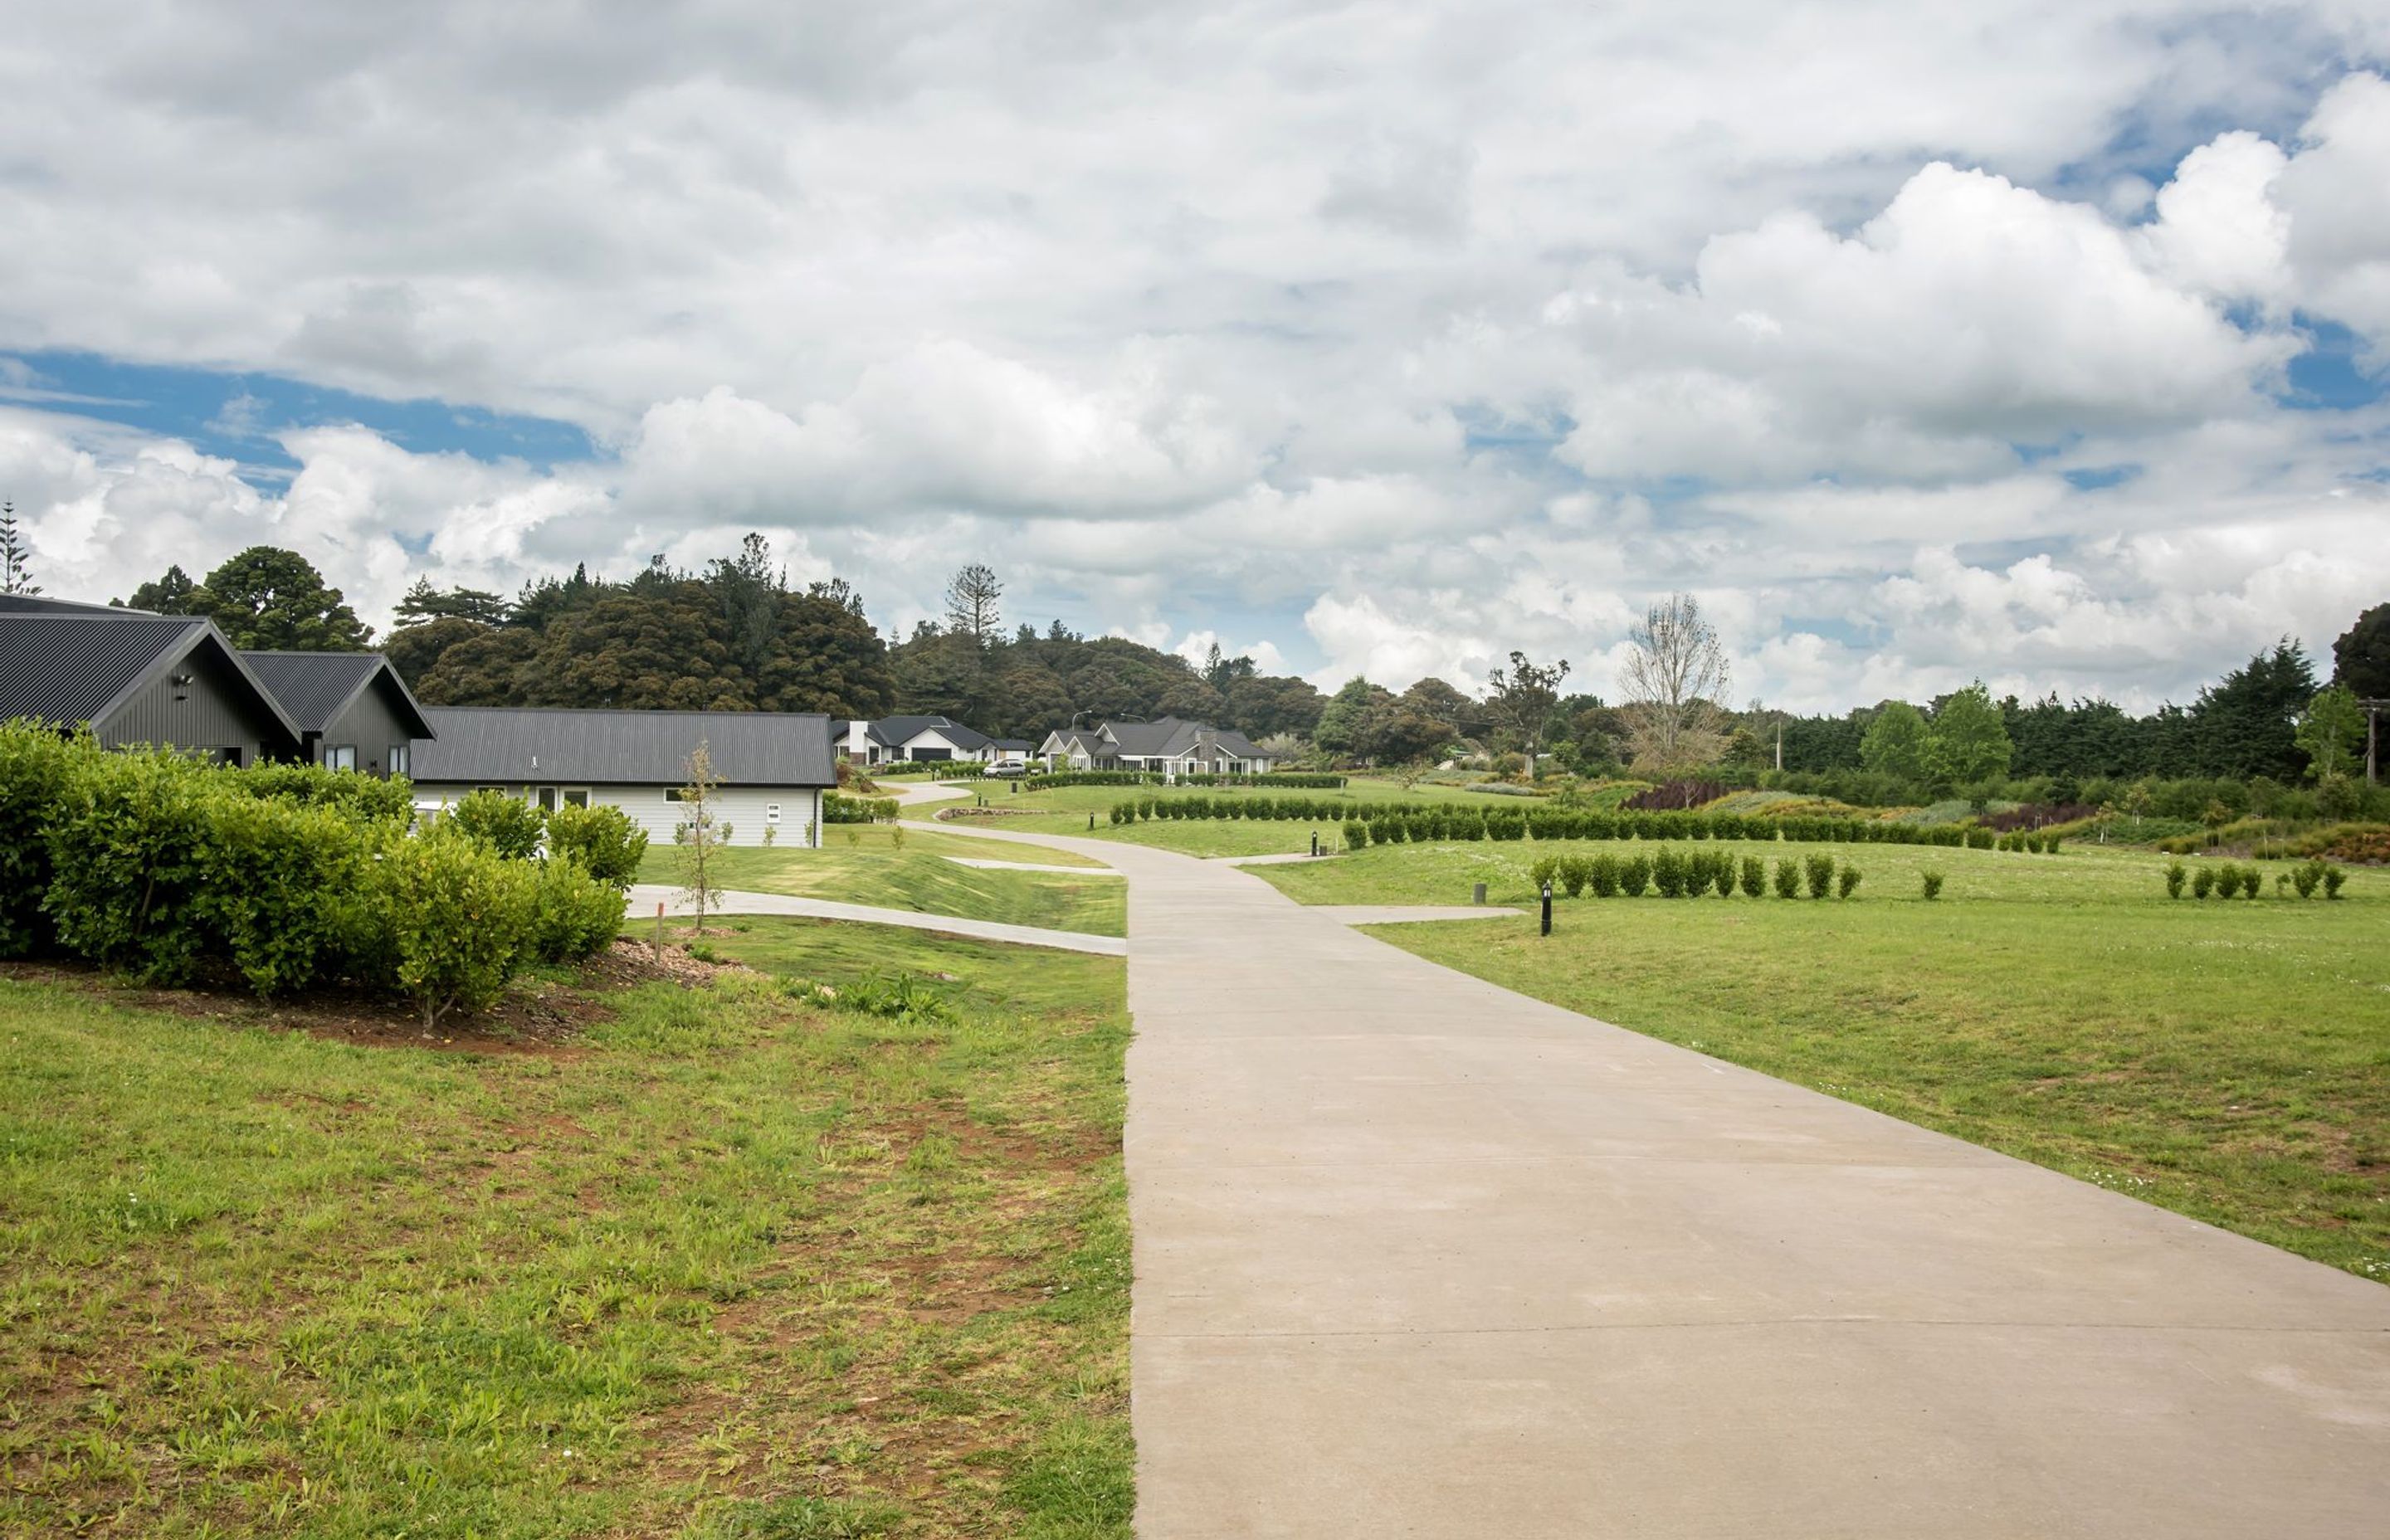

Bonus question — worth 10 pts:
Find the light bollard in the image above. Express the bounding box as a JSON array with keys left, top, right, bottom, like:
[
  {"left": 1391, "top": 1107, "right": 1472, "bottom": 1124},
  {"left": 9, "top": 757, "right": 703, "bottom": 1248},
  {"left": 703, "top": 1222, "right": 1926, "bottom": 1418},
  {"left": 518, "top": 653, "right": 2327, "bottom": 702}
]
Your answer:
[{"left": 1540, "top": 880, "right": 1553, "bottom": 936}]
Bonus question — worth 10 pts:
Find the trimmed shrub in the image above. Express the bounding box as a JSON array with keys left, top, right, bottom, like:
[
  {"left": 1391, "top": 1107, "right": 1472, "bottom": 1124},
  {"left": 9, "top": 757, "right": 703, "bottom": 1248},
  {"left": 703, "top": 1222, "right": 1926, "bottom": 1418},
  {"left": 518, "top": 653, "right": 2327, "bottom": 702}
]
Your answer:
[
  {"left": 2292, "top": 860, "right": 2320, "bottom": 898},
  {"left": 1710, "top": 854, "right": 1737, "bottom": 897},
  {"left": 372, "top": 827, "right": 539, "bottom": 1028},
  {"left": 1804, "top": 852, "right": 1835, "bottom": 899},
  {"left": 1739, "top": 855, "right": 1765, "bottom": 898},
  {"left": 2241, "top": 865, "right": 2265, "bottom": 899},
  {"left": 544, "top": 802, "right": 649, "bottom": 890},
  {"left": 2166, "top": 862, "right": 2186, "bottom": 899},
  {"left": 1837, "top": 865, "right": 1862, "bottom": 899},
  {"left": 0, "top": 721, "right": 80, "bottom": 956},
  {"left": 824, "top": 792, "right": 899, "bottom": 823},
  {"left": 1558, "top": 855, "right": 1591, "bottom": 898},
  {"left": 1344, "top": 821, "right": 1369, "bottom": 853},
  {"left": 450, "top": 788, "right": 545, "bottom": 858},
  {"left": 1587, "top": 854, "right": 1621, "bottom": 898},
  {"left": 2192, "top": 865, "right": 2215, "bottom": 899},
  {"left": 201, "top": 794, "right": 378, "bottom": 996},
  {"left": 42, "top": 746, "right": 223, "bottom": 984},
  {"left": 1651, "top": 848, "right": 1688, "bottom": 899},
  {"left": 1529, "top": 855, "right": 1560, "bottom": 891},
  {"left": 1618, "top": 854, "right": 1651, "bottom": 898},
  {"left": 229, "top": 761, "right": 415, "bottom": 824},
  {"left": 532, "top": 855, "right": 626, "bottom": 962},
  {"left": 1773, "top": 858, "right": 1800, "bottom": 899},
  {"left": 2324, "top": 865, "right": 2347, "bottom": 899},
  {"left": 1920, "top": 870, "right": 1944, "bottom": 900}
]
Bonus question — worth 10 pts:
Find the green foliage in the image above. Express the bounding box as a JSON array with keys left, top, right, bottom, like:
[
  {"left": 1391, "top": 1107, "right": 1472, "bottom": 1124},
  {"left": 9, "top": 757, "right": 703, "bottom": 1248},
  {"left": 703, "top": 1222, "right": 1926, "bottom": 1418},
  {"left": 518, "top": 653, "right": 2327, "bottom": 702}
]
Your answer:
[
  {"left": 1557, "top": 855, "right": 1591, "bottom": 898},
  {"left": 531, "top": 855, "right": 626, "bottom": 962},
  {"left": 2334, "top": 601, "right": 2390, "bottom": 699},
  {"left": 825, "top": 792, "right": 899, "bottom": 823},
  {"left": 1618, "top": 854, "right": 1651, "bottom": 898},
  {"left": 42, "top": 746, "right": 225, "bottom": 982},
  {"left": 2166, "top": 862, "right": 2186, "bottom": 899},
  {"left": 2291, "top": 860, "right": 2321, "bottom": 899},
  {"left": 1651, "top": 847, "right": 1688, "bottom": 898},
  {"left": 543, "top": 801, "right": 650, "bottom": 889},
  {"left": 1529, "top": 855, "right": 1560, "bottom": 891},
  {"left": 0, "top": 722, "right": 79, "bottom": 954},
  {"left": 181, "top": 545, "right": 374, "bottom": 651},
  {"left": 373, "top": 827, "right": 539, "bottom": 1026},
  {"left": 2295, "top": 685, "right": 2366, "bottom": 782},
  {"left": 1921, "top": 870, "right": 1944, "bottom": 900},
  {"left": 1739, "top": 855, "right": 1765, "bottom": 899},
  {"left": 1837, "top": 865, "right": 1863, "bottom": 899},
  {"left": 2324, "top": 864, "right": 2347, "bottom": 899},
  {"left": 449, "top": 788, "right": 545, "bottom": 859},
  {"left": 1804, "top": 852, "right": 1836, "bottom": 899},
  {"left": 1773, "top": 857, "right": 1801, "bottom": 899},
  {"left": 1587, "top": 854, "right": 1621, "bottom": 898},
  {"left": 227, "top": 760, "right": 415, "bottom": 822},
  {"left": 1925, "top": 682, "right": 2012, "bottom": 787},
  {"left": 1859, "top": 700, "right": 1933, "bottom": 782},
  {"left": 201, "top": 794, "right": 378, "bottom": 995},
  {"left": 2192, "top": 865, "right": 2216, "bottom": 899}
]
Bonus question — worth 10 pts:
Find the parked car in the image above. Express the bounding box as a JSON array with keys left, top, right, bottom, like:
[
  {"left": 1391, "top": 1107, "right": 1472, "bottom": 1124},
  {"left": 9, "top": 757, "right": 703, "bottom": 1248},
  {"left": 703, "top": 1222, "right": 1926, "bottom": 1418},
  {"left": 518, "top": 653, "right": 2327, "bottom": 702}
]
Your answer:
[{"left": 985, "top": 757, "right": 1029, "bottom": 776}]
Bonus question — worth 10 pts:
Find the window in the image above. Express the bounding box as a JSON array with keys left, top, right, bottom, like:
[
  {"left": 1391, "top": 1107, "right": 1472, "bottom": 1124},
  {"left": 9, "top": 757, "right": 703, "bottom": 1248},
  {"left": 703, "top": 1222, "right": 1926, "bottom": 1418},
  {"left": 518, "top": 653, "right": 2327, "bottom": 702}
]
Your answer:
[
  {"left": 764, "top": 802, "right": 782, "bottom": 825},
  {"left": 325, "top": 745, "right": 358, "bottom": 772},
  {"left": 476, "top": 785, "right": 508, "bottom": 796},
  {"left": 665, "top": 787, "right": 685, "bottom": 802},
  {"left": 562, "top": 788, "right": 589, "bottom": 807},
  {"left": 534, "top": 787, "right": 558, "bottom": 813},
  {"left": 388, "top": 743, "right": 409, "bottom": 776}
]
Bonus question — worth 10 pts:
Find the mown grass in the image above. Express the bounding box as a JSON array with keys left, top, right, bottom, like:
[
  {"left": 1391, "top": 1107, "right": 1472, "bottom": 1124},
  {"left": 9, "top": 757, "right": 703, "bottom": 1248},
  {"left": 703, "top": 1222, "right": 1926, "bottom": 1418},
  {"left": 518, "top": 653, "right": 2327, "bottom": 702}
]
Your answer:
[
  {"left": 1301, "top": 839, "right": 2390, "bottom": 1283},
  {"left": 0, "top": 925, "right": 1132, "bottom": 1538},
  {"left": 639, "top": 824, "right": 1124, "bottom": 938}
]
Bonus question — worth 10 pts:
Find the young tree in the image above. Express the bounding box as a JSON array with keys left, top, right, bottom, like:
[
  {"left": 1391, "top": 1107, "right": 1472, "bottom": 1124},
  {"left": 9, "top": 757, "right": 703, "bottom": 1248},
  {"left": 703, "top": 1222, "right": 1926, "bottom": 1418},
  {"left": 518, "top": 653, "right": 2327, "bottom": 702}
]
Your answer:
[
  {"left": 1485, "top": 652, "right": 1570, "bottom": 766},
  {"left": 2295, "top": 685, "right": 2365, "bottom": 781},
  {"left": 1926, "top": 682, "right": 2013, "bottom": 787},
  {"left": 944, "top": 563, "right": 1003, "bottom": 646},
  {"left": 676, "top": 739, "right": 725, "bottom": 932},
  {"left": 0, "top": 503, "right": 37, "bottom": 595},
  {"left": 1619, "top": 592, "right": 1727, "bottom": 773},
  {"left": 1859, "top": 701, "right": 1933, "bottom": 782}
]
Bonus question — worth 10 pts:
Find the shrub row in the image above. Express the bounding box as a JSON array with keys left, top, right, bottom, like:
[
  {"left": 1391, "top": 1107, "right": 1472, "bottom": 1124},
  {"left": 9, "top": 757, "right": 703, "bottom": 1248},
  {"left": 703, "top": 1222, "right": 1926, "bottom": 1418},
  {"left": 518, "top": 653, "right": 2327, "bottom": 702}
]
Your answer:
[
  {"left": 1310, "top": 801, "right": 2047, "bottom": 850},
  {"left": 1522, "top": 847, "right": 1863, "bottom": 899},
  {"left": 0, "top": 724, "right": 642, "bottom": 1023},
  {"left": 2166, "top": 859, "right": 2346, "bottom": 899},
  {"left": 1178, "top": 772, "right": 1349, "bottom": 788},
  {"left": 1026, "top": 771, "right": 1160, "bottom": 790},
  {"left": 825, "top": 792, "right": 900, "bottom": 823}
]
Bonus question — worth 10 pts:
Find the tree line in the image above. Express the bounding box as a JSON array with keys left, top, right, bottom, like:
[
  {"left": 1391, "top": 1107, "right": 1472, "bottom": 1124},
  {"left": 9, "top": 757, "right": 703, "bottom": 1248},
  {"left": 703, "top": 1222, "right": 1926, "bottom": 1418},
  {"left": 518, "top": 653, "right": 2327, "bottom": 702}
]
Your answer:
[{"left": 99, "top": 540, "right": 2387, "bottom": 798}]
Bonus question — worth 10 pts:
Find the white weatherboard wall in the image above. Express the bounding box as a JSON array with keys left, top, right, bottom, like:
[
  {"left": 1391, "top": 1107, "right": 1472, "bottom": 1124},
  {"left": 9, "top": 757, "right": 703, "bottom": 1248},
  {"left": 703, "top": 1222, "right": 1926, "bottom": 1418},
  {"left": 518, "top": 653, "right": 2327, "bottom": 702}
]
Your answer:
[{"left": 414, "top": 784, "right": 823, "bottom": 848}]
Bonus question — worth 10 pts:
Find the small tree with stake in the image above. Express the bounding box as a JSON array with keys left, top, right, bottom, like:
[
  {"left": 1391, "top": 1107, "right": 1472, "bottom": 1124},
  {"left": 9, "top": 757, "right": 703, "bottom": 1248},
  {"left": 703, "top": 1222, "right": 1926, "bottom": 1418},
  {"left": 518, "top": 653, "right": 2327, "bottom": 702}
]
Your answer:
[
  {"left": 0, "top": 502, "right": 39, "bottom": 595},
  {"left": 677, "top": 738, "right": 725, "bottom": 933}
]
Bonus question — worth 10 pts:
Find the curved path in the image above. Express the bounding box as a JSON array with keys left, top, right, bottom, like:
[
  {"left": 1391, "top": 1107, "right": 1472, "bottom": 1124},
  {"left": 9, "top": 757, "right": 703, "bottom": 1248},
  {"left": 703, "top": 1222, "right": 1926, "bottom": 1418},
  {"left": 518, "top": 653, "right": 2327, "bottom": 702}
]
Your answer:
[
  {"left": 623, "top": 881, "right": 1124, "bottom": 956},
  {"left": 915, "top": 795, "right": 2390, "bottom": 1537}
]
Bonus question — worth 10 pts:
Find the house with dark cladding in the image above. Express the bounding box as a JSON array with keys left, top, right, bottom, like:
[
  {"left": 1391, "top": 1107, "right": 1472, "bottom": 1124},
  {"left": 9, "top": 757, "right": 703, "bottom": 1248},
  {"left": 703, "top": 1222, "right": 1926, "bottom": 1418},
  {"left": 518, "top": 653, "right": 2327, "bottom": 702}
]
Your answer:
[
  {"left": 0, "top": 612, "right": 304, "bottom": 764},
  {"left": 1037, "top": 716, "right": 1275, "bottom": 777},
  {"left": 408, "top": 706, "right": 838, "bottom": 847},
  {"left": 239, "top": 651, "right": 437, "bottom": 777}
]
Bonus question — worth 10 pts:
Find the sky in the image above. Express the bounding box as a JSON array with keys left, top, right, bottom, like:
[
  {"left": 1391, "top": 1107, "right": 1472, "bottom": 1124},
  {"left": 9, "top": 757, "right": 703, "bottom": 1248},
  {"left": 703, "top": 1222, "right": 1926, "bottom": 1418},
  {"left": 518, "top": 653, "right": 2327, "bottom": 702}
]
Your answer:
[{"left": 2, "top": 1, "right": 2388, "bottom": 714}]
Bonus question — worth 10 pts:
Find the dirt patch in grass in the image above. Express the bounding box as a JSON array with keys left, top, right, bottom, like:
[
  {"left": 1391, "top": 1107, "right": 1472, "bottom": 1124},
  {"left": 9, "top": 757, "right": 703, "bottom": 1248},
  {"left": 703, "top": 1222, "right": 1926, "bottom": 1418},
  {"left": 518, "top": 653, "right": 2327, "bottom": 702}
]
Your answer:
[{"left": 0, "top": 938, "right": 758, "bottom": 1057}]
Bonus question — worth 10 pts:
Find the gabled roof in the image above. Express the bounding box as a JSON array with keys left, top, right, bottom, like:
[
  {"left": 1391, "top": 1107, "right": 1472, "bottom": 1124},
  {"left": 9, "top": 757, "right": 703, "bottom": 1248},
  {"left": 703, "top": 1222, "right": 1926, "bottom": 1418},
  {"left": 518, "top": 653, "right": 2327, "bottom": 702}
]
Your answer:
[
  {"left": 241, "top": 651, "right": 437, "bottom": 739},
  {"left": 0, "top": 593, "right": 155, "bottom": 616},
  {"left": 0, "top": 614, "right": 303, "bottom": 743},
  {"left": 866, "top": 714, "right": 993, "bottom": 752},
  {"left": 1098, "top": 715, "right": 1267, "bottom": 760},
  {"left": 412, "top": 707, "right": 837, "bottom": 787}
]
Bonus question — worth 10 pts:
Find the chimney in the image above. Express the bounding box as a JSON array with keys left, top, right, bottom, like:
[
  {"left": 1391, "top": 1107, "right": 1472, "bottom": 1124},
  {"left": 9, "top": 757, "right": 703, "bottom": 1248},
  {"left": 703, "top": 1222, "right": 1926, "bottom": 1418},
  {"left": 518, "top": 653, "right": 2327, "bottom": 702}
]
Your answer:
[
  {"left": 1196, "top": 725, "right": 1217, "bottom": 763},
  {"left": 846, "top": 719, "right": 868, "bottom": 761}
]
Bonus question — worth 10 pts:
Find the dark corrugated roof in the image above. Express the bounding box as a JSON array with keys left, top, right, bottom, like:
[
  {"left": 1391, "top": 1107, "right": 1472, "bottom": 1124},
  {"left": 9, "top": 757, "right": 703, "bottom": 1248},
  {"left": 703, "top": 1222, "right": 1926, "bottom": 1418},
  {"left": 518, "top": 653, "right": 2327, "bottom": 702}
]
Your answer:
[
  {"left": 866, "top": 714, "right": 992, "bottom": 751},
  {"left": 0, "top": 615, "right": 304, "bottom": 743},
  {"left": 412, "top": 707, "right": 837, "bottom": 786},
  {"left": 241, "top": 651, "right": 436, "bottom": 738},
  {"left": 0, "top": 614, "right": 211, "bottom": 724},
  {"left": 1102, "top": 716, "right": 1266, "bottom": 759},
  {"left": 0, "top": 593, "right": 154, "bottom": 616}
]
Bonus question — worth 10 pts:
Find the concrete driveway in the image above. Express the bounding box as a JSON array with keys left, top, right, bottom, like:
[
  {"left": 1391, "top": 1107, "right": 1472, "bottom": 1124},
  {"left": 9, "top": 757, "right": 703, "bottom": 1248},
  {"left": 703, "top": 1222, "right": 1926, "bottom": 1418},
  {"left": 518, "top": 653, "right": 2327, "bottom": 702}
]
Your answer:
[{"left": 929, "top": 815, "right": 2390, "bottom": 1539}]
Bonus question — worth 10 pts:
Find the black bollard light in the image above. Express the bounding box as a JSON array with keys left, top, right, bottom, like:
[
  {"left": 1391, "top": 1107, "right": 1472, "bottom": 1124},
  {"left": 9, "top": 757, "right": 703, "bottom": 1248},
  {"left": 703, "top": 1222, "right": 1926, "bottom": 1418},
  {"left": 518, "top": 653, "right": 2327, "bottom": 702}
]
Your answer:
[
  {"left": 1310, "top": 831, "right": 1319, "bottom": 857},
  {"left": 1089, "top": 812, "right": 1096, "bottom": 831},
  {"left": 1540, "top": 880, "right": 1554, "bottom": 936}
]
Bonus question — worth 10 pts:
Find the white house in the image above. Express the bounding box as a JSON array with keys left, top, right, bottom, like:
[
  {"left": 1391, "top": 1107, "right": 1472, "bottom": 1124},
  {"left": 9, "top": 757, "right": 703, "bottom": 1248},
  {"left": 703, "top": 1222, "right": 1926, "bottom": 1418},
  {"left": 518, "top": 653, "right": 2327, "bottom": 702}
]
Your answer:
[
  {"left": 841, "top": 714, "right": 1016, "bottom": 766},
  {"left": 1036, "top": 716, "right": 1275, "bottom": 777},
  {"left": 410, "top": 707, "right": 838, "bottom": 848}
]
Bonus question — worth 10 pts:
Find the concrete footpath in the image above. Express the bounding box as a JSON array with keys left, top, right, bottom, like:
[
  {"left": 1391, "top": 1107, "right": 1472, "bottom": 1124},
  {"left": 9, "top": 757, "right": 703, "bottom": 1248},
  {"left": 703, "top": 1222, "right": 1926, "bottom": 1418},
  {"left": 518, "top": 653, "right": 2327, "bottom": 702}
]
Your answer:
[
  {"left": 923, "top": 816, "right": 2390, "bottom": 1538},
  {"left": 622, "top": 883, "right": 1124, "bottom": 956}
]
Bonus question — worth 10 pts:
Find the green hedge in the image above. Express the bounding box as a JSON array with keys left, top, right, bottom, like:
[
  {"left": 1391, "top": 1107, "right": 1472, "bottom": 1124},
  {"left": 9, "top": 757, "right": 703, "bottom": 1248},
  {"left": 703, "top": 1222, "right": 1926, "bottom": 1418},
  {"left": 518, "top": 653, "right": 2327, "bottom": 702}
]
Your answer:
[
  {"left": 1106, "top": 792, "right": 2042, "bottom": 850},
  {"left": 825, "top": 792, "right": 899, "bottom": 823},
  {"left": 1025, "top": 771, "right": 1159, "bottom": 790},
  {"left": 0, "top": 722, "right": 628, "bottom": 1021}
]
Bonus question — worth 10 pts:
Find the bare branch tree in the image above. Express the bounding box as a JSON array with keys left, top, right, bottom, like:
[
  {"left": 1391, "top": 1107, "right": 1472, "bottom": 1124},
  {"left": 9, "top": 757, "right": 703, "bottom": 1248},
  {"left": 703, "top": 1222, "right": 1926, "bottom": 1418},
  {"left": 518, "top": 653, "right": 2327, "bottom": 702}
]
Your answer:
[
  {"left": 1620, "top": 592, "right": 1730, "bottom": 774},
  {"left": 676, "top": 738, "right": 724, "bottom": 931},
  {"left": 944, "top": 563, "right": 1002, "bottom": 646}
]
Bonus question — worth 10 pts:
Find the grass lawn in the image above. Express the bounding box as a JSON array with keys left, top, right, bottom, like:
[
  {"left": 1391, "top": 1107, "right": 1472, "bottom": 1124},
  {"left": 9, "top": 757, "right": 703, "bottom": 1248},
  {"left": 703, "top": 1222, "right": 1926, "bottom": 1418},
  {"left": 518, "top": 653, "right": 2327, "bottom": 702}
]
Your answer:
[
  {"left": 0, "top": 924, "right": 1132, "bottom": 1538},
  {"left": 638, "top": 824, "right": 1124, "bottom": 938},
  {"left": 1275, "top": 837, "right": 2390, "bottom": 1283}
]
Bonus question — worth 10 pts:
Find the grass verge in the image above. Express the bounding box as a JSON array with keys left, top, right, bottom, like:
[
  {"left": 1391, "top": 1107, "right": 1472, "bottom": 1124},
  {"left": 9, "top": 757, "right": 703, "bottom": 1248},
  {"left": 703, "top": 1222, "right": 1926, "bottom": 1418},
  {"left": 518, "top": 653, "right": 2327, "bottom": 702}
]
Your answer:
[{"left": 0, "top": 924, "right": 1132, "bottom": 1538}]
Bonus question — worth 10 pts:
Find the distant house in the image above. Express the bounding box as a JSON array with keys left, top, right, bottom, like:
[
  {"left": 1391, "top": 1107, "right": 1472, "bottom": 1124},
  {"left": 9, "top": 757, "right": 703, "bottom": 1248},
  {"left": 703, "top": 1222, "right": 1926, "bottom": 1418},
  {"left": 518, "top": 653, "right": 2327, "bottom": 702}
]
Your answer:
[
  {"left": 0, "top": 613, "right": 304, "bottom": 764},
  {"left": 841, "top": 714, "right": 997, "bottom": 766},
  {"left": 1036, "top": 716, "right": 1274, "bottom": 777},
  {"left": 241, "top": 651, "right": 436, "bottom": 777},
  {"left": 410, "top": 707, "right": 838, "bottom": 847}
]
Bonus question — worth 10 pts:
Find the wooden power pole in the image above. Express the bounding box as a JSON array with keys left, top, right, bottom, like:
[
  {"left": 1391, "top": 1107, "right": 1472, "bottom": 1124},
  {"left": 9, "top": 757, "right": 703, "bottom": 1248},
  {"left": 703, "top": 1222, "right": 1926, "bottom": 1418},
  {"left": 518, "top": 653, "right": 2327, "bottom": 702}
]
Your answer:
[{"left": 2363, "top": 699, "right": 2388, "bottom": 787}]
